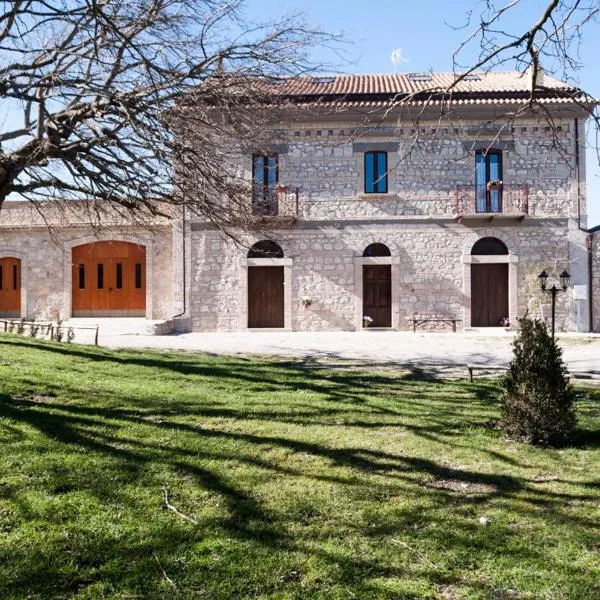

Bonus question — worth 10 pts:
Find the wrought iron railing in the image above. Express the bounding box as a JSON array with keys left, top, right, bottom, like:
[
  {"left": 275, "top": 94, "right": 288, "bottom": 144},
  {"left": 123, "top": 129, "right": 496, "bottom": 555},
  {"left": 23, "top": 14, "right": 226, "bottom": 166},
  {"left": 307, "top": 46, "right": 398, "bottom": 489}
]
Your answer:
[
  {"left": 455, "top": 184, "right": 528, "bottom": 215},
  {"left": 252, "top": 185, "right": 299, "bottom": 218}
]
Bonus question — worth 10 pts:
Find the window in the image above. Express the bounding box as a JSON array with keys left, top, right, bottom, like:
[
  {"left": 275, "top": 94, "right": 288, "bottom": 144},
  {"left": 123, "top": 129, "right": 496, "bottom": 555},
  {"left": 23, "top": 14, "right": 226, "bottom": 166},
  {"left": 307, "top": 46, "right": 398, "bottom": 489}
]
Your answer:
[
  {"left": 115, "top": 263, "right": 123, "bottom": 289},
  {"left": 252, "top": 154, "right": 279, "bottom": 215},
  {"left": 97, "top": 263, "right": 104, "bottom": 289},
  {"left": 135, "top": 263, "right": 143, "bottom": 289},
  {"left": 253, "top": 154, "right": 278, "bottom": 197},
  {"left": 364, "top": 151, "right": 388, "bottom": 194},
  {"left": 475, "top": 149, "right": 503, "bottom": 213},
  {"left": 363, "top": 243, "right": 391, "bottom": 257},
  {"left": 78, "top": 264, "right": 85, "bottom": 290},
  {"left": 12, "top": 265, "right": 17, "bottom": 290},
  {"left": 247, "top": 240, "right": 284, "bottom": 258}
]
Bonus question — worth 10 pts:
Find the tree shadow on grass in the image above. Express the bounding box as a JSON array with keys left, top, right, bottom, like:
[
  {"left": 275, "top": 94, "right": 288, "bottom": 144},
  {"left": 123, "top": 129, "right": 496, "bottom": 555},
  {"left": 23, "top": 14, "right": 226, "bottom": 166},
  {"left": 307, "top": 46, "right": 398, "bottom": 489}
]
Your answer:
[{"left": 1, "top": 337, "right": 599, "bottom": 598}]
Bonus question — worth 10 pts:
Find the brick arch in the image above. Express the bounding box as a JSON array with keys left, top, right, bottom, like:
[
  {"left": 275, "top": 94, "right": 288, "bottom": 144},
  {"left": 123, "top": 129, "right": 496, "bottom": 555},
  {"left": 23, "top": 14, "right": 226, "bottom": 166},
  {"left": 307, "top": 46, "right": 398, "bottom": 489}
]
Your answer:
[
  {"left": 0, "top": 247, "right": 28, "bottom": 318},
  {"left": 63, "top": 234, "right": 153, "bottom": 318}
]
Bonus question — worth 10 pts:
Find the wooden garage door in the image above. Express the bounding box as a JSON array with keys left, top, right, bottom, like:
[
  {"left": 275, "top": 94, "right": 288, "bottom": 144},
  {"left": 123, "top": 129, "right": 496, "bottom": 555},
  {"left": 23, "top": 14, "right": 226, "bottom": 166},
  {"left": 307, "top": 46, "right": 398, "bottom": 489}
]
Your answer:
[
  {"left": 0, "top": 257, "right": 21, "bottom": 317},
  {"left": 471, "top": 263, "right": 508, "bottom": 327},
  {"left": 248, "top": 266, "right": 284, "bottom": 328},
  {"left": 72, "top": 242, "right": 146, "bottom": 317},
  {"left": 363, "top": 265, "right": 391, "bottom": 327}
]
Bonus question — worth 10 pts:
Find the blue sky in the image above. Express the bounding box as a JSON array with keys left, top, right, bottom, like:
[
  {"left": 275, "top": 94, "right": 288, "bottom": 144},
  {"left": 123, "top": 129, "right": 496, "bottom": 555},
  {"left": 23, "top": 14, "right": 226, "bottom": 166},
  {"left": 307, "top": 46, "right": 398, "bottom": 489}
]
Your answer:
[{"left": 248, "top": 0, "right": 600, "bottom": 227}]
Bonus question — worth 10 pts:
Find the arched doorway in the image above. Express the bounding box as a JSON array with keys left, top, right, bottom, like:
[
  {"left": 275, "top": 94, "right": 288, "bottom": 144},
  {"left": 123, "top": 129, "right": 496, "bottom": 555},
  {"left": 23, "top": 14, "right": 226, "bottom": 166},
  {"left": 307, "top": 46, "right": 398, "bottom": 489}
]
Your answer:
[
  {"left": 471, "top": 237, "right": 509, "bottom": 326},
  {"left": 247, "top": 241, "right": 284, "bottom": 328},
  {"left": 362, "top": 243, "right": 391, "bottom": 327},
  {"left": 0, "top": 257, "right": 21, "bottom": 317},
  {"left": 72, "top": 241, "right": 146, "bottom": 317}
]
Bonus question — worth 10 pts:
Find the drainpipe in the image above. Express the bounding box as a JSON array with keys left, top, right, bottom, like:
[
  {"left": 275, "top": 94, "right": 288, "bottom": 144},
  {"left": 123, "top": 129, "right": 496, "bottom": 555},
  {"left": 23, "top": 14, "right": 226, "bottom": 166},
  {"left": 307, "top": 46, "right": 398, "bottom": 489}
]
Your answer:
[
  {"left": 588, "top": 234, "right": 594, "bottom": 331},
  {"left": 574, "top": 118, "right": 582, "bottom": 230},
  {"left": 170, "top": 203, "right": 187, "bottom": 320}
]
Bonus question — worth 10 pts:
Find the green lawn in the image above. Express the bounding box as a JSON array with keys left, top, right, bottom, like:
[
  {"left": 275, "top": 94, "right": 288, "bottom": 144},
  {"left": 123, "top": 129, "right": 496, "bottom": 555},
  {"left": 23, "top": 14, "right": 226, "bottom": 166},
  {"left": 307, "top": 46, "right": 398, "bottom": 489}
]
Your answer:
[{"left": 0, "top": 335, "right": 598, "bottom": 600}]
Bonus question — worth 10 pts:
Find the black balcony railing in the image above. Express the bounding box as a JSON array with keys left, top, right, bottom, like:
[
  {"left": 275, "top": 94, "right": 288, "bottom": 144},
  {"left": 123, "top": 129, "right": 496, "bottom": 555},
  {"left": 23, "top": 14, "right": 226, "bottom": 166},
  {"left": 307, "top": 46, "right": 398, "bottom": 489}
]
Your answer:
[
  {"left": 252, "top": 185, "right": 299, "bottom": 218},
  {"left": 455, "top": 184, "right": 528, "bottom": 216}
]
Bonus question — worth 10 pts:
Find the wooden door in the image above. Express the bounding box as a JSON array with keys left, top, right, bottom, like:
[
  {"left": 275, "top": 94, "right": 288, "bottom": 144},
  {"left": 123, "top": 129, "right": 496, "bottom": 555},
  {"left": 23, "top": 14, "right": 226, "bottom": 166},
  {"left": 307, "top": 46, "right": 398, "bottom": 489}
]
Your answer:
[
  {"left": 248, "top": 266, "right": 284, "bottom": 328},
  {"left": 363, "top": 265, "right": 391, "bottom": 327},
  {"left": 471, "top": 263, "right": 508, "bottom": 326},
  {"left": 0, "top": 257, "right": 21, "bottom": 317},
  {"left": 72, "top": 242, "right": 146, "bottom": 316}
]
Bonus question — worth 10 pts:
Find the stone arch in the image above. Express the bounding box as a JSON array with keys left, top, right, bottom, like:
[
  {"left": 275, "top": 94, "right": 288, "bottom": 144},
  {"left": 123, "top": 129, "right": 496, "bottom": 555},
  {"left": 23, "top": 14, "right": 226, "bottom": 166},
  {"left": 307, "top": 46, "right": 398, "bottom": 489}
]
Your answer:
[
  {"left": 63, "top": 233, "right": 153, "bottom": 319},
  {"left": 462, "top": 228, "right": 518, "bottom": 257},
  {"left": 352, "top": 234, "right": 396, "bottom": 256},
  {"left": 248, "top": 240, "right": 284, "bottom": 258}
]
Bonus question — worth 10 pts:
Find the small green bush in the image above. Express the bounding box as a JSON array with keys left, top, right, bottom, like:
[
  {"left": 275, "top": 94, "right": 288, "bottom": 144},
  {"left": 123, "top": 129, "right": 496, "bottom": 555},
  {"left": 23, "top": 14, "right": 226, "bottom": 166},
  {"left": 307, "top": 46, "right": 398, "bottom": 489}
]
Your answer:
[{"left": 501, "top": 316, "right": 575, "bottom": 446}]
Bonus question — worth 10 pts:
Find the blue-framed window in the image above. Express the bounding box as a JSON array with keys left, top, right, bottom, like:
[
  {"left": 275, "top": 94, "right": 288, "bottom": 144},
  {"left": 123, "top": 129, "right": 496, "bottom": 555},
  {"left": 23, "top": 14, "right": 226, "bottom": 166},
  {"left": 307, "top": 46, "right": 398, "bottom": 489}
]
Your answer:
[
  {"left": 252, "top": 154, "right": 278, "bottom": 198},
  {"left": 364, "top": 151, "right": 388, "bottom": 194}
]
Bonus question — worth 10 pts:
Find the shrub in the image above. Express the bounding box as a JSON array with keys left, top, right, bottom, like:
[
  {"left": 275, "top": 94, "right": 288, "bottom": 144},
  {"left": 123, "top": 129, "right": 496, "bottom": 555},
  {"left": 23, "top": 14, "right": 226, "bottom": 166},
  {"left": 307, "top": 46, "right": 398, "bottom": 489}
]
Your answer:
[{"left": 501, "top": 316, "right": 575, "bottom": 446}]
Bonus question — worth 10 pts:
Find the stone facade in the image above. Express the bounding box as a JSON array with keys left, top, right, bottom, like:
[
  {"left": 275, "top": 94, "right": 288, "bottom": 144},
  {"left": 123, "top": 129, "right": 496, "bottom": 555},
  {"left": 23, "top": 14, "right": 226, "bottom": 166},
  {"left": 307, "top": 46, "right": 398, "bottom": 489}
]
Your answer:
[
  {"left": 188, "top": 114, "right": 593, "bottom": 333},
  {"left": 0, "top": 72, "right": 597, "bottom": 333},
  {"left": 0, "top": 202, "right": 175, "bottom": 321}
]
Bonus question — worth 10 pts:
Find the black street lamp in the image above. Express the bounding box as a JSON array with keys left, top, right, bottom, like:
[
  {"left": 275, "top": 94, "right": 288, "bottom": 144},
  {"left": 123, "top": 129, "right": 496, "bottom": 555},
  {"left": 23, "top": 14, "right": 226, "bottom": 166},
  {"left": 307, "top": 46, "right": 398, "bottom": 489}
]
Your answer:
[{"left": 538, "top": 269, "right": 570, "bottom": 340}]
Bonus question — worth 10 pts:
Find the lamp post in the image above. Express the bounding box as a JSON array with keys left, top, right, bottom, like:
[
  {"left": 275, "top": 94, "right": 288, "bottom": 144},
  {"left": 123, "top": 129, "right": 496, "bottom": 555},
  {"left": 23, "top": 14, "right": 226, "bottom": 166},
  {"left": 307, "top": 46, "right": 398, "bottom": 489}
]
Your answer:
[{"left": 538, "top": 269, "right": 570, "bottom": 340}]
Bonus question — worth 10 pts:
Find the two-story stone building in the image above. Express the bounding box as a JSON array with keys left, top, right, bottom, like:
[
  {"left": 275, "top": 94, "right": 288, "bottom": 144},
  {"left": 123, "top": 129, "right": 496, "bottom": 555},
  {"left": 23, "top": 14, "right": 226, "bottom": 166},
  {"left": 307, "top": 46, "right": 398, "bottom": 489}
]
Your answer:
[{"left": 0, "top": 71, "right": 598, "bottom": 333}]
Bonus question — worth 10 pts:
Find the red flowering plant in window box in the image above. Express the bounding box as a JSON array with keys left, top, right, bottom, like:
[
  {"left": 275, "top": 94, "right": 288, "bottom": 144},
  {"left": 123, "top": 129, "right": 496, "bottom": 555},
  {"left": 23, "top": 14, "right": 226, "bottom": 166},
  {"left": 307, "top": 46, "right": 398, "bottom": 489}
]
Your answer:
[{"left": 486, "top": 179, "right": 503, "bottom": 191}]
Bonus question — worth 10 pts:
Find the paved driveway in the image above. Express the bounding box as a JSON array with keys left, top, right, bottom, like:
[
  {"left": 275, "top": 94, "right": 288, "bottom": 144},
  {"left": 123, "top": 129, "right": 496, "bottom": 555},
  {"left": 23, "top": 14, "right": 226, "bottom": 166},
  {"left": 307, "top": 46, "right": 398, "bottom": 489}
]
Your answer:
[{"left": 90, "top": 330, "right": 600, "bottom": 374}]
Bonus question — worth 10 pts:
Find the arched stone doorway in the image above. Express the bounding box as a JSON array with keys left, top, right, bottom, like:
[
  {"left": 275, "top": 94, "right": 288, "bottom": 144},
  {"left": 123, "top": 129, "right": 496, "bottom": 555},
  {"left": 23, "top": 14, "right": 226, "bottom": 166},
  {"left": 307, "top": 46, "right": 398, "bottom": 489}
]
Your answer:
[
  {"left": 72, "top": 241, "right": 146, "bottom": 316},
  {"left": 247, "top": 241, "right": 285, "bottom": 328},
  {"left": 362, "top": 243, "right": 392, "bottom": 327},
  {"left": 0, "top": 257, "right": 21, "bottom": 317},
  {"left": 470, "top": 237, "right": 509, "bottom": 327}
]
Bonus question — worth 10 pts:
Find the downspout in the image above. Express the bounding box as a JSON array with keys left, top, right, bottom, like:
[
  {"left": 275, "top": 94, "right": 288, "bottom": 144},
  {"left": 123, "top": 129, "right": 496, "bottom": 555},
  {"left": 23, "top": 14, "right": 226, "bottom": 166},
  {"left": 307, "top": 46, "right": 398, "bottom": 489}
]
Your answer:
[
  {"left": 171, "top": 203, "right": 187, "bottom": 320},
  {"left": 574, "top": 118, "right": 582, "bottom": 230},
  {"left": 588, "top": 234, "right": 594, "bottom": 331}
]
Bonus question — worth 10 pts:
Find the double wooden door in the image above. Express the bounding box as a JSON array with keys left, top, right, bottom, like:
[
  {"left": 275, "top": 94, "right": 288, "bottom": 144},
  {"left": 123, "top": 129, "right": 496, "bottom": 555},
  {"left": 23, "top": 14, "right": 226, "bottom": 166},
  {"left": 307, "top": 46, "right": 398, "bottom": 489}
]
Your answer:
[
  {"left": 471, "top": 263, "right": 508, "bottom": 327},
  {"left": 248, "top": 266, "right": 284, "bottom": 328},
  {"left": 0, "top": 257, "right": 21, "bottom": 317},
  {"left": 363, "top": 265, "right": 391, "bottom": 327},
  {"left": 72, "top": 242, "right": 146, "bottom": 316}
]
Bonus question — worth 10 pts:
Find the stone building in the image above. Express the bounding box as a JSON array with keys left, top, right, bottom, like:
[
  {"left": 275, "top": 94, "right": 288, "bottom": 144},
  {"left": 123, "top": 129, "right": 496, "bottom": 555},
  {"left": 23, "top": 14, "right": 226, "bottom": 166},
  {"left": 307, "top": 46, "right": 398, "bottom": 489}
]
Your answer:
[{"left": 0, "top": 71, "right": 598, "bottom": 333}]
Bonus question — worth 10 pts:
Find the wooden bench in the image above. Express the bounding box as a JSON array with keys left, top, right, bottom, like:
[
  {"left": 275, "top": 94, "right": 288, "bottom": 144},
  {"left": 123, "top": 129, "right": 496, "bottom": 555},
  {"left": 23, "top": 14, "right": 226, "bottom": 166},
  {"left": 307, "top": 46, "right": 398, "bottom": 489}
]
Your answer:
[{"left": 408, "top": 314, "right": 462, "bottom": 333}]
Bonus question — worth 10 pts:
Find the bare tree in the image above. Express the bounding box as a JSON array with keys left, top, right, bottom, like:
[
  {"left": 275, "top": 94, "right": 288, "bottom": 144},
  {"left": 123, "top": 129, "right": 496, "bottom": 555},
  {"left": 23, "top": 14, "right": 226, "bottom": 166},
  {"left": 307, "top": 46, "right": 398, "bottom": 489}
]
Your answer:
[{"left": 0, "top": 0, "right": 338, "bottom": 227}]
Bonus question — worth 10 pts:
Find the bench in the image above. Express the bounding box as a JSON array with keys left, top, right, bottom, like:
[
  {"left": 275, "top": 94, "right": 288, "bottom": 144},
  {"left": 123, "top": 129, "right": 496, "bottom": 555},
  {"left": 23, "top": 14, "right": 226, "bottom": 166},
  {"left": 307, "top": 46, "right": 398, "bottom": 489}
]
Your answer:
[{"left": 408, "top": 314, "right": 462, "bottom": 333}]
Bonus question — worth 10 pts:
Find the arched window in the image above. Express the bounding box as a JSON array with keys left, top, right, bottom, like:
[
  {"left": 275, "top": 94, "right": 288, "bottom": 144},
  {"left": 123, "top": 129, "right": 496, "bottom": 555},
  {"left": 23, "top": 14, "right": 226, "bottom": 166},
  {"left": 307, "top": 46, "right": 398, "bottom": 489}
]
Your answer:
[
  {"left": 363, "top": 243, "right": 391, "bottom": 257},
  {"left": 247, "top": 240, "right": 284, "bottom": 258},
  {"left": 471, "top": 237, "right": 508, "bottom": 255}
]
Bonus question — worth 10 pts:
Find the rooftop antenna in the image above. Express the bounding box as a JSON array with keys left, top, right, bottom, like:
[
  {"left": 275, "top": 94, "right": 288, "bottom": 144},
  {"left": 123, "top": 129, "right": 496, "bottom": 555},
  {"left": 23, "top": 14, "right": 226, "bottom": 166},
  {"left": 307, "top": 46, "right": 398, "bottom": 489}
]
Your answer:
[{"left": 390, "top": 48, "right": 409, "bottom": 73}]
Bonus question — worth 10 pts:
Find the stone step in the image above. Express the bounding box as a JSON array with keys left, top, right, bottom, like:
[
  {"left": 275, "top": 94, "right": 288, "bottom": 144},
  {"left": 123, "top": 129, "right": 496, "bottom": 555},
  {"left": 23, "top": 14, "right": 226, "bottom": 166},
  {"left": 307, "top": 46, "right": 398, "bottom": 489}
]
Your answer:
[{"left": 63, "top": 317, "right": 174, "bottom": 340}]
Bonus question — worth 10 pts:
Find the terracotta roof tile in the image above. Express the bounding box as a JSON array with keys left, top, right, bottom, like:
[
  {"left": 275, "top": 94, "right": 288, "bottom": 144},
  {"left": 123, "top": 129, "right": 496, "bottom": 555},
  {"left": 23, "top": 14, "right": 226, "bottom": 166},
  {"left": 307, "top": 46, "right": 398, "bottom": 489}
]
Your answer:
[{"left": 263, "top": 72, "right": 589, "bottom": 107}]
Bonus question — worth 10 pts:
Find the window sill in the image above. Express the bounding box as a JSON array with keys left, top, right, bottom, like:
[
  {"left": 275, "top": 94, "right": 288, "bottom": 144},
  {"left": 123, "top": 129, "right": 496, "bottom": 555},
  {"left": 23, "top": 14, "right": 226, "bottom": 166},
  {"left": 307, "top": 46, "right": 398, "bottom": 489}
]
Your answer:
[{"left": 357, "top": 193, "right": 398, "bottom": 201}]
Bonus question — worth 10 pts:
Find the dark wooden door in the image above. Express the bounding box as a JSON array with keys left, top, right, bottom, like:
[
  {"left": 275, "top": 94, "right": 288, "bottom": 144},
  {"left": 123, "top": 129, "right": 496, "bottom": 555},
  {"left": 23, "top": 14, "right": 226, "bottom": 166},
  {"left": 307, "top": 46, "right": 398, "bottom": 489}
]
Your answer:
[
  {"left": 72, "top": 242, "right": 146, "bottom": 316},
  {"left": 471, "top": 263, "right": 508, "bottom": 326},
  {"left": 363, "top": 265, "right": 391, "bottom": 327},
  {"left": 248, "top": 266, "right": 284, "bottom": 328},
  {"left": 0, "top": 257, "right": 21, "bottom": 317}
]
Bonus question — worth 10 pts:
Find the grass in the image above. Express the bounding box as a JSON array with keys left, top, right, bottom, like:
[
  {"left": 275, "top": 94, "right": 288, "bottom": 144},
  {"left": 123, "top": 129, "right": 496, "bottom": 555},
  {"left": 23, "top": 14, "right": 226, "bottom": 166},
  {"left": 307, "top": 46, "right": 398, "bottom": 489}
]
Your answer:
[{"left": 0, "top": 335, "right": 598, "bottom": 600}]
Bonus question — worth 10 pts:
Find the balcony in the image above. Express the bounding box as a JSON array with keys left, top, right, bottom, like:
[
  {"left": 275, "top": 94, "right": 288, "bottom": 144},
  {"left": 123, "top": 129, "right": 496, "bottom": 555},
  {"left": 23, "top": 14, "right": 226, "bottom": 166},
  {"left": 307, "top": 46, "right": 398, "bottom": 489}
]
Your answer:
[
  {"left": 455, "top": 184, "right": 528, "bottom": 222},
  {"left": 251, "top": 185, "right": 299, "bottom": 226}
]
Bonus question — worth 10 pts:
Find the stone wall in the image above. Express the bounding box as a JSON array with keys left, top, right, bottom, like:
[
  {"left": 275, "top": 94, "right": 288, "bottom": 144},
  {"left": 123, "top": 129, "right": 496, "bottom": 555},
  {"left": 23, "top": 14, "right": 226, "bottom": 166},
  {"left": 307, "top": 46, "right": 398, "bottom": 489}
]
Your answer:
[
  {"left": 592, "top": 231, "right": 600, "bottom": 332},
  {"left": 0, "top": 220, "right": 174, "bottom": 320},
  {"left": 254, "top": 117, "right": 580, "bottom": 221},
  {"left": 189, "top": 222, "right": 573, "bottom": 332}
]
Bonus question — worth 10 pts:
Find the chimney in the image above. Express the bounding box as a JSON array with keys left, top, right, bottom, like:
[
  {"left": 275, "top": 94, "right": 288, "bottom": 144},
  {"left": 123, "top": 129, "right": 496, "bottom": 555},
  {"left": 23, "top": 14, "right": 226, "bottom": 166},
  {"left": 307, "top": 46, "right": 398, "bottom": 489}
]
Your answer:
[{"left": 529, "top": 47, "right": 545, "bottom": 91}]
